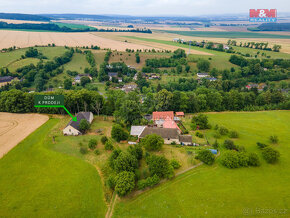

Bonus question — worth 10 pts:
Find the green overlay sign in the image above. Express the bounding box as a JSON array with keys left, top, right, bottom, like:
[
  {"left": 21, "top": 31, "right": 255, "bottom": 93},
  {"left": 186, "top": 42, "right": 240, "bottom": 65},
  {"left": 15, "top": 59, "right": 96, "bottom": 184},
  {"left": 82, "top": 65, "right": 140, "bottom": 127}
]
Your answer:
[
  {"left": 34, "top": 95, "right": 77, "bottom": 121},
  {"left": 34, "top": 95, "right": 64, "bottom": 106}
]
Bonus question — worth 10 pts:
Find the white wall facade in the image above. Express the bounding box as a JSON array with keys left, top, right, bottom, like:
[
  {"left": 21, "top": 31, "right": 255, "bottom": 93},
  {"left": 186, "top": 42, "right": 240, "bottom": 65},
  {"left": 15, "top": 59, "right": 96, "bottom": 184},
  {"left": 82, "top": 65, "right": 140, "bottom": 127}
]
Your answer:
[{"left": 63, "top": 126, "right": 81, "bottom": 136}]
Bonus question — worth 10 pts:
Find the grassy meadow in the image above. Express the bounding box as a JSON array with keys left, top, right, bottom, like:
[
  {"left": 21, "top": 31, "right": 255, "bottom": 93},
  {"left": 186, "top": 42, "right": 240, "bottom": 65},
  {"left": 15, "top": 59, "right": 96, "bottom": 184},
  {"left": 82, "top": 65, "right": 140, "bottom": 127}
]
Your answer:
[
  {"left": 109, "top": 51, "right": 171, "bottom": 70},
  {"left": 232, "top": 46, "right": 290, "bottom": 59},
  {"left": 123, "top": 36, "right": 238, "bottom": 70},
  {"left": 113, "top": 111, "right": 290, "bottom": 217},
  {"left": 0, "top": 46, "right": 67, "bottom": 72},
  {"left": 47, "top": 52, "right": 91, "bottom": 87},
  {"left": 0, "top": 118, "right": 107, "bottom": 217},
  {"left": 53, "top": 22, "right": 96, "bottom": 30}
]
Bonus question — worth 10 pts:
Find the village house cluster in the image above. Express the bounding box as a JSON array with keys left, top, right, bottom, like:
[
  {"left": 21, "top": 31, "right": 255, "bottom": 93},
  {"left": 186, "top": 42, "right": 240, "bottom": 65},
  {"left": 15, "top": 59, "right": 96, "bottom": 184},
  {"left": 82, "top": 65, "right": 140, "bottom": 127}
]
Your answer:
[{"left": 130, "top": 111, "right": 193, "bottom": 145}]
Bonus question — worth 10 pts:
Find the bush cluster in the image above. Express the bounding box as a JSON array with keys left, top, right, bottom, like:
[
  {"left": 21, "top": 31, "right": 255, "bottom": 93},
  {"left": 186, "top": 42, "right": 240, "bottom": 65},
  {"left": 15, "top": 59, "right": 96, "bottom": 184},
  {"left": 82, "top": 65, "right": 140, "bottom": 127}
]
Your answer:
[
  {"left": 257, "top": 142, "right": 268, "bottom": 149},
  {"left": 262, "top": 147, "right": 280, "bottom": 164},
  {"left": 147, "top": 154, "right": 174, "bottom": 179},
  {"left": 88, "top": 139, "right": 98, "bottom": 150},
  {"left": 111, "top": 124, "right": 129, "bottom": 142},
  {"left": 137, "top": 174, "right": 160, "bottom": 190},
  {"left": 105, "top": 140, "right": 114, "bottom": 150},
  {"left": 195, "top": 150, "right": 215, "bottom": 165},
  {"left": 115, "top": 171, "right": 135, "bottom": 197},
  {"left": 170, "top": 159, "right": 181, "bottom": 169},
  {"left": 191, "top": 114, "right": 210, "bottom": 130},
  {"left": 141, "top": 134, "right": 164, "bottom": 151},
  {"left": 220, "top": 150, "right": 260, "bottom": 168},
  {"left": 101, "top": 136, "right": 108, "bottom": 145},
  {"left": 195, "top": 131, "right": 204, "bottom": 138}
]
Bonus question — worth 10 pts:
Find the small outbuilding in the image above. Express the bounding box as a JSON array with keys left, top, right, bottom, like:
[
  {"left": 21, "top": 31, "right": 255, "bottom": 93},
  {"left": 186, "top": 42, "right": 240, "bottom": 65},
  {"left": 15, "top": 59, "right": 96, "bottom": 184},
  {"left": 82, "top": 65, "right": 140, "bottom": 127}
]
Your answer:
[
  {"left": 175, "top": 112, "right": 185, "bottom": 117},
  {"left": 179, "top": 135, "right": 193, "bottom": 146}
]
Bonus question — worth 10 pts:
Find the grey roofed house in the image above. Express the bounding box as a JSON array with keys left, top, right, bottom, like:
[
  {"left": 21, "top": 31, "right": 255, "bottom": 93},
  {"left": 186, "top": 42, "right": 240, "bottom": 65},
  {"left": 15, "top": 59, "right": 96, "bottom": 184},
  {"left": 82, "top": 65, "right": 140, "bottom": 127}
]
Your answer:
[
  {"left": 0, "top": 76, "right": 14, "bottom": 83},
  {"left": 74, "top": 75, "right": 81, "bottom": 81},
  {"left": 139, "top": 127, "right": 179, "bottom": 139},
  {"left": 122, "top": 84, "right": 138, "bottom": 93},
  {"left": 130, "top": 126, "right": 146, "bottom": 137},
  {"left": 205, "top": 77, "right": 217, "bottom": 82},
  {"left": 63, "top": 112, "right": 93, "bottom": 135},
  {"left": 108, "top": 72, "right": 118, "bottom": 77},
  {"left": 144, "top": 114, "right": 152, "bottom": 121}
]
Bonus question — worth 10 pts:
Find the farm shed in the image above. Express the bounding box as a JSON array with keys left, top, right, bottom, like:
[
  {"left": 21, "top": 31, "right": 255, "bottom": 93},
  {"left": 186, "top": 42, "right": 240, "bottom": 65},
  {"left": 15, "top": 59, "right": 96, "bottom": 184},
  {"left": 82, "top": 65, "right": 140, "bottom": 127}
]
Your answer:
[
  {"left": 179, "top": 135, "right": 193, "bottom": 146},
  {"left": 139, "top": 127, "right": 180, "bottom": 144},
  {"left": 175, "top": 112, "right": 185, "bottom": 117}
]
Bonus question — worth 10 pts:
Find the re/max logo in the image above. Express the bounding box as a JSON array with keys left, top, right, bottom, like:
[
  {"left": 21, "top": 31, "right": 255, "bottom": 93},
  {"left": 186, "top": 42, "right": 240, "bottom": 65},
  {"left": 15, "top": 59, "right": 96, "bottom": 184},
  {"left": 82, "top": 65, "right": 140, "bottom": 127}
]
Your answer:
[{"left": 249, "top": 9, "right": 277, "bottom": 22}]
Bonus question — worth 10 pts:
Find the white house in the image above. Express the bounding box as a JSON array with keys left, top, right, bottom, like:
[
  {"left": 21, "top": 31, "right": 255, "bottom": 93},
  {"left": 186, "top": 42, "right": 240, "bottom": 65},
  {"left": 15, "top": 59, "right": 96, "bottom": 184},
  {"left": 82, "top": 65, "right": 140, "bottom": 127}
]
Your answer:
[
  {"left": 197, "top": 73, "right": 210, "bottom": 78},
  {"left": 63, "top": 112, "right": 94, "bottom": 136}
]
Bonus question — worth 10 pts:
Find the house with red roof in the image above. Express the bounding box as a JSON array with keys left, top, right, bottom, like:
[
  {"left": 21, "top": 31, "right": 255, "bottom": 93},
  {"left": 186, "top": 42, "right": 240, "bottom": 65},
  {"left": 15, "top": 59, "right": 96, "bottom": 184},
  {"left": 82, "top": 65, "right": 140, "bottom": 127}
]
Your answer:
[
  {"left": 152, "top": 111, "right": 174, "bottom": 120},
  {"left": 162, "top": 117, "right": 181, "bottom": 133}
]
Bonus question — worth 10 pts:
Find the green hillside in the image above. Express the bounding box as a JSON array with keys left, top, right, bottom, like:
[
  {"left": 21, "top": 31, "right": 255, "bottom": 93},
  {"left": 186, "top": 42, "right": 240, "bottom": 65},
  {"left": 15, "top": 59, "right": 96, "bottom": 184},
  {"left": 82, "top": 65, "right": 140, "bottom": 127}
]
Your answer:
[
  {"left": 113, "top": 111, "right": 290, "bottom": 217},
  {"left": 0, "top": 119, "right": 107, "bottom": 217}
]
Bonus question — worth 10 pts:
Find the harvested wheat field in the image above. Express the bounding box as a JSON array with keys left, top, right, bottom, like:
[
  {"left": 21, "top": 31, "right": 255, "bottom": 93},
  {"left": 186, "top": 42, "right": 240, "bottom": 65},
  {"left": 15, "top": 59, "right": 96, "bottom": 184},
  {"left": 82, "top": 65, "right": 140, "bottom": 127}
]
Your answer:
[
  {"left": 0, "top": 30, "right": 158, "bottom": 51},
  {"left": 0, "top": 19, "right": 47, "bottom": 24},
  {"left": 0, "top": 113, "right": 48, "bottom": 158},
  {"left": 96, "top": 32, "right": 214, "bottom": 55}
]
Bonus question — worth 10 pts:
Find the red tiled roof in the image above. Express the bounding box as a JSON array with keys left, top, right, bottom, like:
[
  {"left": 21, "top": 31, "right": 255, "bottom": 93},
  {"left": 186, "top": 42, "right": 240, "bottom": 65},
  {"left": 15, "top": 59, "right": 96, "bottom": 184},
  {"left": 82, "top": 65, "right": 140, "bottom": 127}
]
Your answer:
[
  {"left": 152, "top": 111, "right": 174, "bottom": 120},
  {"left": 163, "top": 118, "right": 181, "bottom": 131},
  {"left": 176, "top": 112, "right": 184, "bottom": 116}
]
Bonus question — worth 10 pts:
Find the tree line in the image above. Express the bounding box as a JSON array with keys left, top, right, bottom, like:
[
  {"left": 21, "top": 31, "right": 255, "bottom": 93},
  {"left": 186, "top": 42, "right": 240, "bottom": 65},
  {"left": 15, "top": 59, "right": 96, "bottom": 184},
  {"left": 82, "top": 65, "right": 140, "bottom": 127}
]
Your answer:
[
  {"left": 0, "top": 87, "right": 288, "bottom": 125},
  {"left": 0, "top": 21, "right": 152, "bottom": 33}
]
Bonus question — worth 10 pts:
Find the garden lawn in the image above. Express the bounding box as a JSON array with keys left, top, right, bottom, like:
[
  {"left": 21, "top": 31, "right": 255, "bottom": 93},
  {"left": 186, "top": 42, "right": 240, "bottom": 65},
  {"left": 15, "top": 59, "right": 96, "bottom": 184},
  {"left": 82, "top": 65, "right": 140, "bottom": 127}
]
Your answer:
[
  {"left": 0, "top": 118, "right": 106, "bottom": 217},
  {"left": 113, "top": 111, "right": 290, "bottom": 217}
]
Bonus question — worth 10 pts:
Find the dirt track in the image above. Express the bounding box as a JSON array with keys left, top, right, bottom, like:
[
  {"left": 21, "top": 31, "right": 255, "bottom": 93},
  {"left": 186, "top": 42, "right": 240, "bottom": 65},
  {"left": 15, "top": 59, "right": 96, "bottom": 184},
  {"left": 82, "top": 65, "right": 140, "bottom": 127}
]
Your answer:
[{"left": 0, "top": 113, "right": 48, "bottom": 158}]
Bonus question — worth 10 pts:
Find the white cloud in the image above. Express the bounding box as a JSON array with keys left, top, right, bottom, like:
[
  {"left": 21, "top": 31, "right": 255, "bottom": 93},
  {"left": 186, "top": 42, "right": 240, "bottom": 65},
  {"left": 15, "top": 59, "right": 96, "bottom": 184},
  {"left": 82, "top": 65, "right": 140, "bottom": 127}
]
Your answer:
[{"left": 0, "top": 0, "right": 289, "bottom": 16}]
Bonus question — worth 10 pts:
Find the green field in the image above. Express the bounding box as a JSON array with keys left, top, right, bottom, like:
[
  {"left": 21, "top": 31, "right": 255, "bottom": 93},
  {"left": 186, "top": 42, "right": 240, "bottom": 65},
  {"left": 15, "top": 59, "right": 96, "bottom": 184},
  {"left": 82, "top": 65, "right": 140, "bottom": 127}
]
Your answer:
[
  {"left": 53, "top": 22, "right": 96, "bottom": 30},
  {"left": 64, "top": 53, "right": 90, "bottom": 72},
  {"left": 232, "top": 46, "right": 290, "bottom": 59},
  {"left": 7, "top": 58, "right": 39, "bottom": 72},
  {"left": 124, "top": 36, "right": 237, "bottom": 70},
  {"left": 0, "top": 118, "right": 106, "bottom": 217},
  {"left": 0, "top": 47, "right": 67, "bottom": 71},
  {"left": 113, "top": 111, "right": 290, "bottom": 217},
  {"left": 47, "top": 52, "right": 91, "bottom": 87},
  {"left": 161, "top": 30, "right": 290, "bottom": 39}
]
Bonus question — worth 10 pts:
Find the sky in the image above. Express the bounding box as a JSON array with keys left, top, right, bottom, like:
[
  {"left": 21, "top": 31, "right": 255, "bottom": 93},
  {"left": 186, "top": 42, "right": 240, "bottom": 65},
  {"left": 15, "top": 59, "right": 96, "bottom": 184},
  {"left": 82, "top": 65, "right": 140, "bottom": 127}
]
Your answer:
[{"left": 0, "top": 0, "right": 289, "bottom": 16}]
